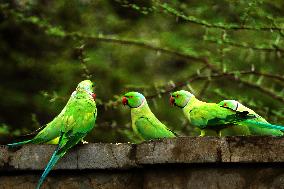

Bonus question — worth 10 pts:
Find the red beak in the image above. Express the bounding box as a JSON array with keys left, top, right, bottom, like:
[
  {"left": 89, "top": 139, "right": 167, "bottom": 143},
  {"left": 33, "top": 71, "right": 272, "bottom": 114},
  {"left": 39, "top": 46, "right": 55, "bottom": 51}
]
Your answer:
[
  {"left": 92, "top": 93, "right": 97, "bottom": 100},
  {"left": 122, "top": 96, "right": 128, "bottom": 105},
  {"left": 170, "top": 96, "right": 175, "bottom": 106}
]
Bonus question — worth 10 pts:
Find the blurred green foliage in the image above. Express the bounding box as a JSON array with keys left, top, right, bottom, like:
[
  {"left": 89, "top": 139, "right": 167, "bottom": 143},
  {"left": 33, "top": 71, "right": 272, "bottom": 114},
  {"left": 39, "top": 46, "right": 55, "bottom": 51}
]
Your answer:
[{"left": 0, "top": 0, "right": 284, "bottom": 143}]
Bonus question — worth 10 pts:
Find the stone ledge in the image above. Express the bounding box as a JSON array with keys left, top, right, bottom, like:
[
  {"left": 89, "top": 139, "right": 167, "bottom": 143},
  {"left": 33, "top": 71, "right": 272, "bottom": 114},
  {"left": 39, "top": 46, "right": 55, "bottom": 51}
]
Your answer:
[{"left": 0, "top": 136, "right": 283, "bottom": 171}]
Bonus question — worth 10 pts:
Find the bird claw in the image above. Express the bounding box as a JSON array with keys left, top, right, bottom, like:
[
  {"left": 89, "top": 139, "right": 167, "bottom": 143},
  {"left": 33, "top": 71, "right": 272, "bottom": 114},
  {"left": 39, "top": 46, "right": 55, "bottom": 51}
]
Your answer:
[{"left": 81, "top": 140, "right": 89, "bottom": 144}]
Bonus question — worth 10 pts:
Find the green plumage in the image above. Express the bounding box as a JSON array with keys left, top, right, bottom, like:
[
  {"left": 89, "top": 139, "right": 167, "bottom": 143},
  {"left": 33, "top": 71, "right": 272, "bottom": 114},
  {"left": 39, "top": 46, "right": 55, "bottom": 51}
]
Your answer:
[
  {"left": 132, "top": 104, "right": 176, "bottom": 140},
  {"left": 171, "top": 90, "right": 256, "bottom": 136},
  {"left": 184, "top": 98, "right": 252, "bottom": 136},
  {"left": 171, "top": 90, "right": 284, "bottom": 136},
  {"left": 123, "top": 92, "right": 176, "bottom": 141},
  {"left": 7, "top": 80, "right": 97, "bottom": 189},
  {"left": 218, "top": 100, "right": 283, "bottom": 136}
]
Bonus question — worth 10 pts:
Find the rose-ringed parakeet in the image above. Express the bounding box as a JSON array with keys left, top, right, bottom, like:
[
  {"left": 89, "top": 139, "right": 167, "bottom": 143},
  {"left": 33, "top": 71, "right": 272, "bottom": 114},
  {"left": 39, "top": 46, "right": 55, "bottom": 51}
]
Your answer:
[
  {"left": 170, "top": 90, "right": 284, "bottom": 136},
  {"left": 7, "top": 80, "right": 97, "bottom": 189},
  {"left": 218, "top": 100, "right": 283, "bottom": 136},
  {"left": 169, "top": 90, "right": 258, "bottom": 136},
  {"left": 122, "top": 92, "right": 176, "bottom": 141}
]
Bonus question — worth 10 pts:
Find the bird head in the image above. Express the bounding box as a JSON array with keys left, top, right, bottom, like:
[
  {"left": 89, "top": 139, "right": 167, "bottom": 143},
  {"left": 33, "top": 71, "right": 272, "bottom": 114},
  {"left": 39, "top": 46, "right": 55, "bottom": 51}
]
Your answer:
[
  {"left": 76, "top": 80, "right": 96, "bottom": 100},
  {"left": 170, "top": 90, "right": 194, "bottom": 108},
  {"left": 122, "top": 92, "right": 146, "bottom": 108},
  {"left": 219, "top": 100, "right": 239, "bottom": 111}
]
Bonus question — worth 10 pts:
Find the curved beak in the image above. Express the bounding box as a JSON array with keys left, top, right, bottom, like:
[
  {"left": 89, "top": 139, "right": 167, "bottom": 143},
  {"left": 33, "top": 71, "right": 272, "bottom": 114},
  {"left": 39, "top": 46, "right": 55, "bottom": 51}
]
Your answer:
[
  {"left": 91, "top": 93, "right": 97, "bottom": 100},
  {"left": 122, "top": 96, "right": 128, "bottom": 105},
  {"left": 169, "top": 96, "right": 175, "bottom": 106}
]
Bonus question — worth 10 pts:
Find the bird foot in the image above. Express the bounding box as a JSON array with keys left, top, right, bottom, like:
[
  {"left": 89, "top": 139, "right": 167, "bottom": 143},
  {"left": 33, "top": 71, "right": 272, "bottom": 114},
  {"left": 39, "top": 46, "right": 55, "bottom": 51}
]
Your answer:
[{"left": 81, "top": 140, "right": 89, "bottom": 144}]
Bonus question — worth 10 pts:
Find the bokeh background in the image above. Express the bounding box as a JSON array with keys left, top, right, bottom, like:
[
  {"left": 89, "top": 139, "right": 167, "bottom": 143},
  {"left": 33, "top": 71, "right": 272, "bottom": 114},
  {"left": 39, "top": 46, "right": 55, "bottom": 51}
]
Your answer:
[{"left": 1, "top": 0, "right": 284, "bottom": 143}]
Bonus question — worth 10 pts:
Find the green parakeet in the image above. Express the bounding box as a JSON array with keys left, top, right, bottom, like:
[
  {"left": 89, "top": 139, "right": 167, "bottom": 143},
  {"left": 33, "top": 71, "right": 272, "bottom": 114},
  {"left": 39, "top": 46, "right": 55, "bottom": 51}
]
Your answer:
[
  {"left": 7, "top": 80, "right": 97, "bottom": 189},
  {"left": 218, "top": 100, "right": 283, "bottom": 136},
  {"left": 170, "top": 90, "right": 284, "bottom": 136},
  {"left": 122, "top": 92, "right": 176, "bottom": 141},
  {"left": 170, "top": 90, "right": 256, "bottom": 136}
]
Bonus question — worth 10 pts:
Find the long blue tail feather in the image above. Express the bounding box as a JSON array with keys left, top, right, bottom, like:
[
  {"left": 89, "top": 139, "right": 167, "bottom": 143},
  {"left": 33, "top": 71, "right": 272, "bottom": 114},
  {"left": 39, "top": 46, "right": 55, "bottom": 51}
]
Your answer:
[
  {"left": 245, "top": 120, "right": 284, "bottom": 131},
  {"left": 7, "top": 139, "right": 33, "bottom": 147},
  {"left": 36, "top": 133, "right": 64, "bottom": 189},
  {"left": 35, "top": 152, "right": 62, "bottom": 189}
]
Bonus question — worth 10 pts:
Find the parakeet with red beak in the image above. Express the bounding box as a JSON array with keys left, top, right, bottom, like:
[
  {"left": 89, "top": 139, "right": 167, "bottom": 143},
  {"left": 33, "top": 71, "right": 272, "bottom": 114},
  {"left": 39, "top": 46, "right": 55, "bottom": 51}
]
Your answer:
[
  {"left": 219, "top": 100, "right": 283, "bottom": 136},
  {"left": 170, "top": 90, "right": 284, "bottom": 136},
  {"left": 7, "top": 80, "right": 97, "bottom": 189},
  {"left": 122, "top": 92, "right": 176, "bottom": 141}
]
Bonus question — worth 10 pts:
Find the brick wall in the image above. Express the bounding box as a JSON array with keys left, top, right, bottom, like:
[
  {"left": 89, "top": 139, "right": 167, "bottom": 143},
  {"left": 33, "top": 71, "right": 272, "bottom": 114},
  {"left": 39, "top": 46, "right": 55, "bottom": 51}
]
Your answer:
[{"left": 1, "top": 137, "right": 283, "bottom": 189}]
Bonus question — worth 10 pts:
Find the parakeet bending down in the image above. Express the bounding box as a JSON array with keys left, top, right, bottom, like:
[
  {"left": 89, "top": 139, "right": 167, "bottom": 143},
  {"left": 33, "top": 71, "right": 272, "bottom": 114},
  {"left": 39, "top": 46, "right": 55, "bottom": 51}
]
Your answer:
[
  {"left": 7, "top": 80, "right": 97, "bottom": 189},
  {"left": 170, "top": 90, "right": 251, "bottom": 136},
  {"left": 170, "top": 90, "right": 284, "bottom": 136},
  {"left": 122, "top": 92, "right": 176, "bottom": 141},
  {"left": 218, "top": 100, "right": 283, "bottom": 136}
]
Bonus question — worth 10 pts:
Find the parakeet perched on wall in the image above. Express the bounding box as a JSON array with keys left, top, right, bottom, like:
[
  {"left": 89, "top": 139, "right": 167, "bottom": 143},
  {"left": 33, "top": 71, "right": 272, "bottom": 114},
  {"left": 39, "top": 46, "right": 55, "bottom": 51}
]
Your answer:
[
  {"left": 170, "top": 90, "right": 284, "bottom": 136},
  {"left": 218, "top": 100, "right": 283, "bottom": 136},
  {"left": 7, "top": 80, "right": 97, "bottom": 189},
  {"left": 122, "top": 92, "right": 176, "bottom": 141},
  {"left": 170, "top": 90, "right": 267, "bottom": 136}
]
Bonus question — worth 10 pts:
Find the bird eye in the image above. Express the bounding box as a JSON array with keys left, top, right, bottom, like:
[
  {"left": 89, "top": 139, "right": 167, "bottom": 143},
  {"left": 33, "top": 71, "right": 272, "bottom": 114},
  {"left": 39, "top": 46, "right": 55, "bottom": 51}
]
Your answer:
[
  {"left": 129, "top": 96, "right": 133, "bottom": 98},
  {"left": 176, "top": 95, "right": 179, "bottom": 98},
  {"left": 224, "top": 103, "right": 227, "bottom": 107}
]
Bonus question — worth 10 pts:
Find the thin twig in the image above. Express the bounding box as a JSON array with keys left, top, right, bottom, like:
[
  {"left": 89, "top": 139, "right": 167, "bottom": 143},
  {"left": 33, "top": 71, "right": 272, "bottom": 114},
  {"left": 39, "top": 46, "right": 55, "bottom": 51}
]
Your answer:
[
  {"left": 115, "top": 1, "right": 284, "bottom": 31},
  {"left": 236, "top": 71, "right": 284, "bottom": 82},
  {"left": 75, "top": 44, "right": 92, "bottom": 79},
  {"left": 205, "top": 38, "right": 284, "bottom": 53},
  {"left": 69, "top": 32, "right": 218, "bottom": 71},
  {"left": 114, "top": 71, "right": 284, "bottom": 104},
  {"left": 198, "top": 80, "right": 211, "bottom": 99},
  {"left": 158, "top": 2, "right": 284, "bottom": 31},
  {"left": 231, "top": 78, "right": 284, "bottom": 103}
]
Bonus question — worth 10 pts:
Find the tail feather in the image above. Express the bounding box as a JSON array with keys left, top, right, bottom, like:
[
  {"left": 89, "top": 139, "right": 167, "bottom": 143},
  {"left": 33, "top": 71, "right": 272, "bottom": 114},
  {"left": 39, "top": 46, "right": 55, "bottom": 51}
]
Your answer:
[
  {"left": 35, "top": 151, "right": 63, "bottom": 189},
  {"left": 36, "top": 133, "right": 65, "bottom": 189},
  {"left": 7, "top": 139, "right": 33, "bottom": 148},
  {"left": 245, "top": 120, "right": 284, "bottom": 131}
]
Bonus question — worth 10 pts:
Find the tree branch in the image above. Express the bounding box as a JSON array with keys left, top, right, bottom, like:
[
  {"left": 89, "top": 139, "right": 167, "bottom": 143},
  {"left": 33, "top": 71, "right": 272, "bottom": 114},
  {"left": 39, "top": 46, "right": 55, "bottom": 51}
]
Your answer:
[
  {"left": 205, "top": 37, "right": 284, "bottom": 53},
  {"left": 69, "top": 32, "right": 218, "bottom": 71},
  {"left": 158, "top": 2, "right": 284, "bottom": 31},
  {"left": 108, "top": 70, "right": 284, "bottom": 106},
  {"left": 1, "top": 6, "right": 218, "bottom": 71},
  {"left": 230, "top": 77, "right": 284, "bottom": 103}
]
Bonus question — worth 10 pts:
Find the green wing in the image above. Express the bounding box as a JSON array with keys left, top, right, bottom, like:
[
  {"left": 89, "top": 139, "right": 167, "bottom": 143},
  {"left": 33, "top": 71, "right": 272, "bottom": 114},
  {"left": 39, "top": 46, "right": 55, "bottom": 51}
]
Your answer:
[
  {"left": 61, "top": 95, "right": 97, "bottom": 133},
  {"left": 7, "top": 116, "right": 63, "bottom": 147},
  {"left": 33, "top": 96, "right": 79, "bottom": 143},
  {"left": 219, "top": 102, "right": 283, "bottom": 136},
  {"left": 135, "top": 116, "right": 176, "bottom": 140},
  {"left": 61, "top": 112, "right": 96, "bottom": 134},
  {"left": 190, "top": 103, "right": 255, "bottom": 129},
  {"left": 32, "top": 119, "right": 62, "bottom": 144}
]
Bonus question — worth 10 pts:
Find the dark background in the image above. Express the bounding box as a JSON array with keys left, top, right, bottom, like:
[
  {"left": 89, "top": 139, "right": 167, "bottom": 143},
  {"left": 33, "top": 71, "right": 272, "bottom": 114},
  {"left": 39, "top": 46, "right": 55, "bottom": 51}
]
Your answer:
[{"left": 0, "top": 0, "right": 284, "bottom": 143}]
